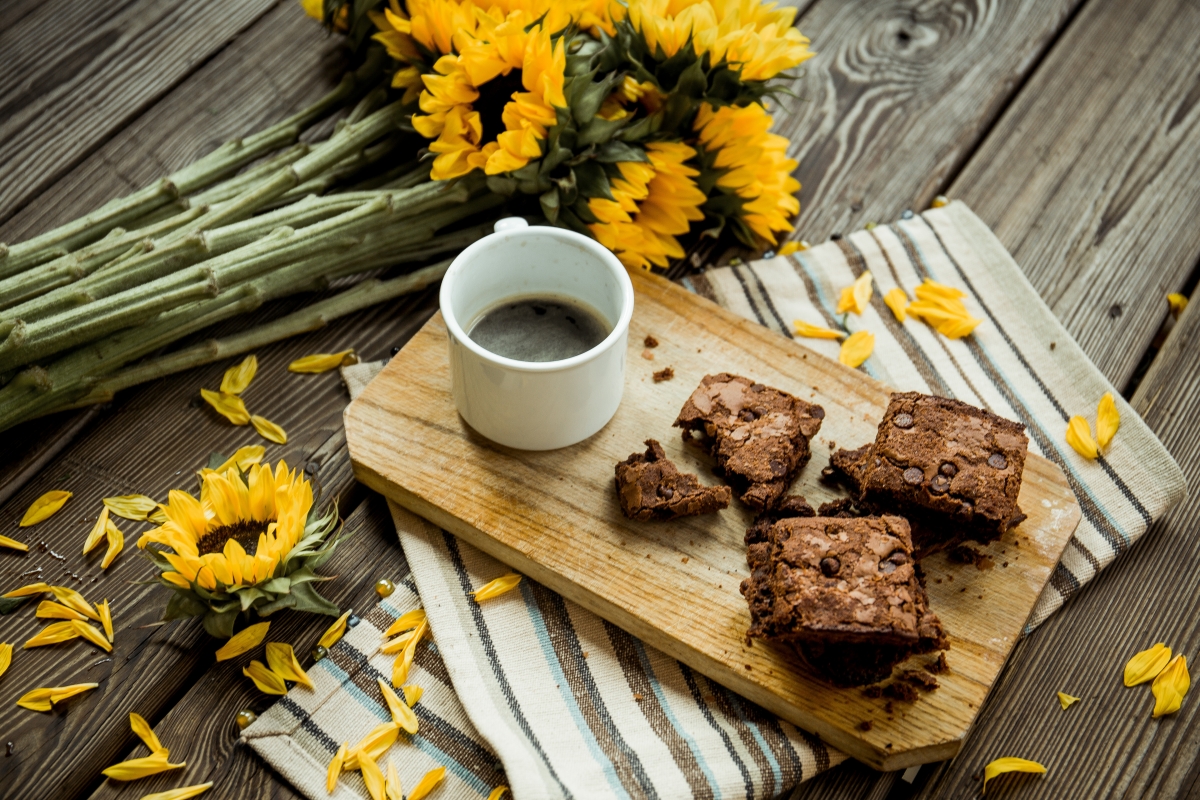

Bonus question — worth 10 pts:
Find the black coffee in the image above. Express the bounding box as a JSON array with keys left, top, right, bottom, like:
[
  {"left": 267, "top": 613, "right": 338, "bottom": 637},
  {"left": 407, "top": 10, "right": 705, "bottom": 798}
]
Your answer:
[{"left": 467, "top": 294, "right": 611, "bottom": 362}]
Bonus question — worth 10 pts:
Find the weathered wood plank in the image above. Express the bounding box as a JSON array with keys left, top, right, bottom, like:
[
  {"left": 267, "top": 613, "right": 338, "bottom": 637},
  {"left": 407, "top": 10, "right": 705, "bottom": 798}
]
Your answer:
[
  {"left": 948, "top": 0, "right": 1200, "bottom": 389},
  {"left": 86, "top": 495, "right": 404, "bottom": 800},
  {"left": 0, "top": 0, "right": 279, "bottom": 226}
]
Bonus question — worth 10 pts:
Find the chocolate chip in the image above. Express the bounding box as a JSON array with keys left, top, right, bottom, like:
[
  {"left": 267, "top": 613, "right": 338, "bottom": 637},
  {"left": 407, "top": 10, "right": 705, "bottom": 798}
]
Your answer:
[
  {"left": 812, "top": 406, "right": 826, "bottom": 419},
  {"left": 903, "top": 467, "right": 924, "bottom": 485},
  {"left": 957, "top": 501, "right": 974, "bottom": 518},
  {"left": 658, "top": 486, "right": 674, "bottom": 500},
  {"left": 750, "top": 383, "right": 765, "bottom": 392},
  {"left": 930, "top": 474, "right": 950, "bottom": 494},
  {"left": 819, "top": 557, "right": 840, "bottom": 577},
  {"left": 769, "top": 459, "right": 787, "bottom": 477},
  {"left": 740, "top": 409, "right": 758, "bottom": 422},
  {"left": 887, "top": 551, "right": 909, "bottom": 565},
  {"left": 988, "top": 452, "right": 1008, "bottom": 470},
  {"left": 940, "top": 462, "right": 957, "bottom": 477},
  {"left": 894, "top": 412, "right": 914, "bottom": 428}
]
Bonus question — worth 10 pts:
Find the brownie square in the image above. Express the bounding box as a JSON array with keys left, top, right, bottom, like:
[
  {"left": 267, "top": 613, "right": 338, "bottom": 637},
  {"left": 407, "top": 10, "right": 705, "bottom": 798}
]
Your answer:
[
  {"left": 834, "top": 392, "right": 1028, "bottom": 546},
  {"left": 674, "top": 373, "right": 824, "bottom": 510},
  {"left": 615, "top": 440, "right": 732, "bottom": 521}
]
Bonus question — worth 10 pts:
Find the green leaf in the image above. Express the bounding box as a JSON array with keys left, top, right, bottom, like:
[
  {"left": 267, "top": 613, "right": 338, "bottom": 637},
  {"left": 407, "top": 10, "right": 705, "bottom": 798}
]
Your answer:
[
  {"left": 257, "top": 593, "right": 298, "bottom": 617},
  {"left": 617, "top": 111, "right": 662, "bottom": 142},
  {"left": 164, "top": 590, "right": 206, "bottom": 621},
  {"left": 540, "top": 188, "right": 561, "bottom": 223},
  {"left": 0, "top": 595, "right": 31, "bottom": 615},
  {"left": 675, "top": 57, "right": 708, "bottom": 99},
  {"left": 289, "top": 582, "right": 342, "bottom": 617},
  {"left": 573, "top": 161, "right": 613, "bottom": 201},
  {"left": 554, "top": 171, "right": 578, "bottom": 206},
  {"left": 202, "top": 608, "right": 239, "bottom": 639},
  {"left": 237, "top": 587, "right": 267, "bottom": 612},
  {"left": 577, "top": 117, "right": 627, "bottom": 146},
  {"left": 260, "top": 577, "right": 292, "bottom": 594},
  {"left": 205, "top": 451, "right": 228, "bottom": 471},
  {"left": 558, "top": 208, "right": 592, "bottom": 235},
  {"left": 487, "top": 176, "right": 518, "bottom": 196},
  {"left": 596, "top": 140, "right": 649, "bottom": 163}
]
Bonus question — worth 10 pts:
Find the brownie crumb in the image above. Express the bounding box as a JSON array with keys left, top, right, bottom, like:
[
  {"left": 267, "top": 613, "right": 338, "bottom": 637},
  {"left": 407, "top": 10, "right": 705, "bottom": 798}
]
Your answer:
[
  {"left": 899, "top": 669, "right": 939, "bottom": 692},
  {"left": 653, "top": 366, "right": 675, "bottom": 383},
  {"left": 633, "top": 693, "right": 644, "bottom": 701},
  {"left": 862, "top": 686, "right": 884, "bottom": 699},
  {"left": 816, "top": 497, "right": 861, "bottom": 518},
  {"left": 884, "top": 701, "right": 895, "bottom": 714},
  {"left": 859, "top": 720, "right": 873, "bottom": 731},
  {"left": 927, "top": 653, "right": 949, "bottom": 674},
  {"left": 644, "top": 335, "right": 659, "bottom": 348},
  {"left": 641, "top": 349, "right": 655, "bottom": 360},
  {"left": 615, "top": 440, "right": 731, "bottom": 521},
  {"left": 883, "top": 682, "right": 919, "bottom": 703}
]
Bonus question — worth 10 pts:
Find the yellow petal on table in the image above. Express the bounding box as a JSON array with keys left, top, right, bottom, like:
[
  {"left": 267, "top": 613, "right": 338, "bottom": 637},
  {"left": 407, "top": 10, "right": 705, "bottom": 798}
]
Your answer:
[
  {"left": 839, "top": 330, "right": 875, "bottom": 368},
  {"left": 243, "top": 660, "right": 288, "bottom": 695},
  {"left": 0, "top": 534, "right": 29, "bottom": 551},
  {"left": 51, "top": 585, "right": 100, "bottom": 620},
  {"left": 98, "top": 599, "right": 114, "bottom": 642},
  {"left": 215, "top": 622, "right": 270, "bottom": 662},
  {"left": 221, "top": 354, "right": 258, "bottom": 395},
  {"left": 1096, "top": 392, "right": 1120, "bottom": 450},
  {"left": 883, "top": 288, "right": 909, "bottom": 322},
  {"left": 359, "top": 750, "right": 387, "bottom": 800},
  {"left": 16, "top": 682, "right": 98, "bottom": 712},
  {"left": 101, "top": 518, "right": 124, "bottom": 569},
  {"left": 385, "top": 609, "right": 427, "bottom": 638},
  {"left": 471, "top": 574, "right": 522, "bottom": 603},
  {"left": 73, "top": 620, "right": 113, "bottom": 652},
  {"left": 836, "top": 272, "right": 873, "bottom": 315},
  {"left": 914, "top": 278, "right": 967, "bottom": 301},
  {"left": 1167, "top": 292, "right": 1188, "bottom": 317},
  {"left": 148, "top": 507, "right": 169, "bottom": 525},
  {"left": 776, "top": 241, "right": 803, "bottom": 256},
  {"left": 377, "top": 678, "right": 419, "bottom": 734},
  {"left": 1056, "top": 691, "right": 1080, "bottom": 710},
  {"left": 266, "top": 642, "right": 313, "bottom": 690},
  {"left": 1125, "top": 643, "right": 1172, "bottom": 686},
  {"left": 25, "top": 621, "right": 81, "bottom": 648},
  {"left": 102, "top": 752, "right": 186, "bottom": 780},
  {"left": 0, "top": 642, "right": 11, "bottom": 680},
  {"left": 200, "top": 389, "right": 250, "bottom": 425},
  {"left": 392, "top": 620, "right": 427, "bottom": 687},
  {"left": 137, "top": 782, "right": 213, "bottom": 800},
  {"left": 409, "top": 766, "right": 447, "bottom": 800},
  {"left": 20, "top": 490, "right": 72, "bottom": 526},
  {"left": 793, "top": 320, "right": 846, "bottom": 340},
  {"left": 934, "top": 314, "right": 982, "bottom": 340},
  {"left": 1065, "top": 416, "right": 1099, "bottom": 460},
  {"left": 982, "top": 757, "right": 1046, "bottom": 794},
  {"left": 402, "top": 684, "right": 424, "bottom": 708},
  {"left": 288, "top": 350, "right": 356, "bottom": 374},
  {"left": 381, "top": 630, "right": 418, "bottom": 655},
  {"left": 386, "top": 759, "right": 404, "bottom": 800},
  {"left": 1152, "top": 654, "right": 1189, "bottom": 718},
  {"left": 327, "top": 743, "right": 348, "bottom": 794},
  {"left": 35, "top": 600, "right": 87, "bottom": 621},
  {"left": 318, "top": 610, "right": 351, "bottom": 650},
  {"left": 103, "top": 494, "right": 159, "bottom": 521},
  {"left": 131, "top": 711, "right": 167, "bottom": 755},
  {"left": 487, "top": 787, "right": 509, "bottom": 800},
  {"left": 251, "top": 415, "right": 288, "bottom": 445},
  {"left": 84, "top": 507, "right": 110, "bottom": 555},
  {"left": 3, "top": 582, "right": 50, "bottom": 598},
  {"left": 212, "top": 445, "right": 266, "bottom": 475},
  {"left": 344, "top": 722, "right": 400, "bottom": 770}
]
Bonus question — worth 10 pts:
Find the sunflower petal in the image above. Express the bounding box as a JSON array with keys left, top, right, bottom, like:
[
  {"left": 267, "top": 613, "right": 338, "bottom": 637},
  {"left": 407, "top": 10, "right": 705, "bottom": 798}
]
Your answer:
[
  {"left": 0, "top": 534, "right": 29, "bottom": 551},
  {"left": 72, "top": 620, "right": 113, "bottom": 652},
  {"left": 377, "top": 678, "right": 419, "bottom": 734},
  {"left": 392, "top": 620, "right": 427, "bottom": 687},
  {"left": 384, "top": 609, "right": 426, "bottom": 638},
  {"left": 221, "top": 355, "right": 258, "bottom": 394},
  {"left": 402, "top": 684, "right": 423, "bottom": 708},
  {"left": 0, "top": 642, "right": 11, "bottom": 679},
  {"left": 102, "top": 752, "right": 186, "bottom": 780},
  {"left": 24, "top": 621, "right": 81, "bottom": 648},
  {"left": 215, "top": 621, "right": 270, "bottom": 662},
  {"left": 213, "top": 445, "right": 266, "bottom": 475},
  {"left": 200, "top": 389, "right": 251, "bottom": 425},
  {"left": 793, "top": 320, "right": 845, "bottom": 340},
  {"left": 1096, "top": 392, "right": 1120, "bottom": 450},
  {"left": 1056, "top": 691, "right": 1080, "bottom": 710},
  {"left": 344, "top": 722, "right": 401, "bottom": 770},
  {"left": 101, "top": 518, "right": 124, "bottom": 569},
  {"left": 137, "top": 783, "right": 213, "bottom": 800},
  {"left": 470, "top": 574, "right": 521, "bottom": 602},
  {"left": 359, "top": 750, "right": 387, "bottom": 800},
  {"left": 487, "top": 787, "right": 509, "bottom": 800},
  {"left": 1124, "top": 643, "right": 1171, "bottom": 686},
  {"left": 97, "top": 600, "right": 114, "bottom": 642},
  {"left": 1066, "top": 416, "right": 1099, "bottom": 460},
  {"left": 982, "top": 757, "right": 1046, "bottom": 793},
  {"left": 288, "top": 350, "right": 357, "bottom": 374},
  {"left": 20, "top": 490, "right": 72, "bottom": 526},
  {"left": 839, "top": 330, "right": 874, "bottom": 368},
  {"left": 35, "top": 601, "right": 87, "bottom": 621},
  {"left": 1152, "top": 654, "right": 1189, "bottom": 718},
  {"left": 3, "top": 582, "right": 50, "bottom": 598},
  {"left": 319, "top": 610, "right": 352, "bottom": 649},
  {"left": 1167, "top": 292, "right": 1188, "bottom": 317},
  {"left": 50, "top": 586, "right": 100, "bottom": 620},
  {"left": 883, "top": 288, "right": 909, "bottom": 322},
  {"left": 16, "top": 682, "right": 97, "bottom": 711},
  {"left": 327, "top": 743, "right": 348, "bottom": 793},
  {"left": 243, "top": 660, "right": 288, "bottom": 695},
  {"left": 386, "top": 759, "right": 404, "bottom": 800},
  {"left": 103, "top": 494, "right": 159, "bottom": 521},
  {"left": 266, "top": 642, "right": 313, "bottom": 689},
  {"left": 409, "top": 766, "right": 447, "bottom": 800},
  {"left": 251, "top": 415, "right": 288, "bottom": 445},
  {"left": 776, "top": 241, "right": 802, "bottom": 256},
  {"left": 131, "top": 711, "right": 167, "bottom": 755}
]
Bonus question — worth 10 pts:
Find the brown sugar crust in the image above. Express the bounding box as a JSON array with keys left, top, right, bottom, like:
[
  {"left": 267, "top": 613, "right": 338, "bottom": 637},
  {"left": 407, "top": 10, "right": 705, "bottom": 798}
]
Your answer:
[
  {"left": 615, "top": 440, "right": 732, "bottom": 521},
  {"left": 674, "top": 373, "right": 824, "bottom": 510}
]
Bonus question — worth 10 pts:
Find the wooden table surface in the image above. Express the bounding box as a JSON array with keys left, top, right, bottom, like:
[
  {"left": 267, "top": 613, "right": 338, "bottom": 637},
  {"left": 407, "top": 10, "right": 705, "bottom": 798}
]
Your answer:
[{"left": 1, "top": 1, "right": 1197, "bottom": 798}]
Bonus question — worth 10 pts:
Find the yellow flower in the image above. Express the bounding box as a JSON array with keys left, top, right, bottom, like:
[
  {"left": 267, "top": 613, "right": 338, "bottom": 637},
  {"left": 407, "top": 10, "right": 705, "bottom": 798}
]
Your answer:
[
  {"left": 471, "top": 573, "right": 522, "bottom": 602},
  {"left": 409, "top": 766, "right": 447, "bottom": 800},
  {"left": 16, "top": 682, "right": 98, "bottom": 712},
  {"left": 387, "top": 759, "right": 404, "bottom": 800},
  {"left": 103, "top": 495, "right": 159, "bottom": 521},
  {"left": 981, "top": 757, "right": 1046, "bottom": 794},
  {"left": 20, "top": 490, "right": 72, "bottom": 526},
  {"left": 836, "top": 272, "right": 873, "bottom": 315},
  {"left": 244, "top": 660, "right": 288, "bottom": 695},
  {"left": 215, "top": 622, "right": 270, "bottom": 662},
  {"left": 402, "top": 684, "right": 424, "bottom": 707},
  {"left": 486, "top": 27, "right": 567, "bottom": 176},
  {"left": 1124, "top": 643, "right": 1171, "bottom": 686},
  {"left": 266, "top": 642, "right": 314, "bottom": 689},
  {"left": 2, "top": 582, "right": 51, "bottom": 598},
  {"left": 131, "top": 711, "right": 167, "bottom": 755},
  {"left": 102, "top": 517, "right": 124, "bottom": 569},
  {"left": 1096, "top": 392, "right": 1119, "bottom": 450},
  {"left": 0, "top": 534, "right": 28, "bottom": 551},
  {"left": 1152, "top": 654, "right": 1189, "bottom": 717},
  {"left": 327, "top": 743, "right": 348, "bottom": 793},
  {"left": 360, "top": 750, "right": 387, "bottom": 800},
  {"left": 221, "top": 355, "right": 258, "bottom": 394},
  {"left": 288, "top": 350, "right": 356, "bottom": 373},
  {"left": 72, "top": 620, "right": 113, "bottom": 652},
  {"left": 1066, "top": 416, "right": 1098, "bottom": 460},
  {"left": 839, "top": 330, "right": 874, "bottom": 368},
  {"left": 25, "top": 621, "right": 81, "bottom": 649},
  {"left": 378, "top": 677, "right": 419, "bottom": 734},
  {"left": 319, "top": 609, "right": 352, "bottom": 649},
  {"left": 251, "top": 415, "right": 288, "bottom": 445},
  {"left": 200, "top": 389, "right": 250, "bottom": 425},
  {"left": 84, "top": 507, "right": 110, "bottom": 555},
  {"left": 97, "top": 600, "right": 114, "bottom": 642},
  {"left": 385, "top": 608, "right": 426, "bottom": 638},
  {"left": 0, "top": 642, "right": 11, "bottom": 680},
  {"left": 793, "top": 321, "right": 845, "bottom": 340},
  {"left": 52, "top": 585, "right": 100, "bottom": 620},
  {"left": 589, "top": 142, "right": 707, "bottom": 270},
  {"left": 1167, "top": 292, "right": 1188, "bottom": 317},
  {"left": 36, "top": 601, "right": 88, "bottom": 622},
  {"left": 1056, "top": 691, "right": 1080, "bottom": 710},
  {"left": 102, "top": 752, "right": 186, "bottom": 781},
  {"left": 138, "top": 783, "right": 213, "bottom": 800},
  {"left": 211, "top": 445, "right": 266, "bottom": 475},
  {"left": 344, "top": 722, "right": 401, "bottom": 770},
  {"left": 883, "top": 288, "right": 909, "bottom": 322}
]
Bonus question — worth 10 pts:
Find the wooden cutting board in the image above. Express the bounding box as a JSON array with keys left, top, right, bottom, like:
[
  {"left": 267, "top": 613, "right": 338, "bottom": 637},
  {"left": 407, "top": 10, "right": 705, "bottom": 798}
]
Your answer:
[{"left": 345, "top": 269, "right": 1081, "bottom": 770}]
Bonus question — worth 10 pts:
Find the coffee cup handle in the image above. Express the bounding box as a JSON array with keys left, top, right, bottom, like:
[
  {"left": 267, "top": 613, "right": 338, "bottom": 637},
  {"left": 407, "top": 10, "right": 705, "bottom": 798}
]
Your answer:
[{"left": 493, "top": 217, "right": 529, "bottom": 233}]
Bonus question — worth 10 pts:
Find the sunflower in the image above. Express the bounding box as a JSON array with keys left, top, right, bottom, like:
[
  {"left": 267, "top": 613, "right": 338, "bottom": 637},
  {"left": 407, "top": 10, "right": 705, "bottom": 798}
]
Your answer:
[
  {"left": 694, "top": 101, "right": 799, "bottom": 246},
  {"left": 588, "top": 141, "right": 707, "bottom": 270},
  {"left": 140, "top": 461, "right": 342, "bottom": 637}
]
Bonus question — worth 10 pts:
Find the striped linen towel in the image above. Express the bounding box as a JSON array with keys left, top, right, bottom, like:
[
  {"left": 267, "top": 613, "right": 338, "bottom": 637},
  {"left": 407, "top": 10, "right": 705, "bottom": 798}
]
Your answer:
[{"left": 245, "top": 200, "right": 1184, "bottom": 798}]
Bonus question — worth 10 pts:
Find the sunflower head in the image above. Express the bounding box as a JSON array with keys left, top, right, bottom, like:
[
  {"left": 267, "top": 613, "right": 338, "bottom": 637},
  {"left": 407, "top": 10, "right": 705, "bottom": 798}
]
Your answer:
[{"left": 141, "top": 460, "right": 343, "bottom": 638}]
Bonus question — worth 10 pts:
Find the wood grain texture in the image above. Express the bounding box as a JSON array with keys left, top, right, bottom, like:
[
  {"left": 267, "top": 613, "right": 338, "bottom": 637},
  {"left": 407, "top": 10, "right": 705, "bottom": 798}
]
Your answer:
[
  {"left": 86, "top": 494, "right": 404, "bottom": 800},
  {"left": 0, "top": 0, "right": 279, "bottom": 226},
  {"left": 774, "top": 0, "right": 1081, "bottom": 245},
  {"left": 345, "top": 270, "right": 1081, "bottom": 771},
  {"left": 949, "top": 0, "right": 1200, "bottom": 389}
]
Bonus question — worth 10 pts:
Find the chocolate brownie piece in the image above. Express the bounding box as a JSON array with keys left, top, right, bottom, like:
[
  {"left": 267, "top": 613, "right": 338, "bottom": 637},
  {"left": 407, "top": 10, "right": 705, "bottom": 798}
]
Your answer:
[
  {"left": 674, "top": 373, "right": 824, "bottom": 510},
  {"left": 744, "top": 495, "right": 816, "bottom": 547},
  {"left": 615, "top": 440, "right": 732, "bottom": 521},
  {"left": 833, "top": 393, "right": 1028, "bottom": 545}
]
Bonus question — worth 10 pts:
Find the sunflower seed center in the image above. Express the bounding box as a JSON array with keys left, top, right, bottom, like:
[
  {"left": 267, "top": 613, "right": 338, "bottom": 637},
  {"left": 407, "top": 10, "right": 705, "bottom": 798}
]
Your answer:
[{"left": 196, "top": 519, "right": 271, "bottom": 556}]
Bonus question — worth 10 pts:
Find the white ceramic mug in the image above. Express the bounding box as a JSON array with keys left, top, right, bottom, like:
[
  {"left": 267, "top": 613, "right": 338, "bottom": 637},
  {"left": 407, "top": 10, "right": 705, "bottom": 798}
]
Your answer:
[{"left": 439, "top": 217, "right": 634, "bottom": 450}]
